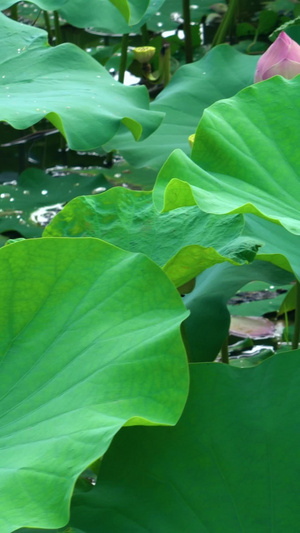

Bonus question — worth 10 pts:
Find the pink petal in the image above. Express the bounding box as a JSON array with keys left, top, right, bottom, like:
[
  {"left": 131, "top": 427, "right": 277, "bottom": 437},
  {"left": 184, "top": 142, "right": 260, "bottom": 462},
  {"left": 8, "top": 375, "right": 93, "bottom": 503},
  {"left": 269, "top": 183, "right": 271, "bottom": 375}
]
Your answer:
[
  {"left": 285, "top": 37, "right": 300, "bottom": 62},
  {"left": 254, "top": 31, "right": 300, "bottom": 82},
  {"left": 257, "top": 32, "right": 290, "bottom": 71},
  {"left": 263, "top": 58, "right": 300, "bottom": 80}
]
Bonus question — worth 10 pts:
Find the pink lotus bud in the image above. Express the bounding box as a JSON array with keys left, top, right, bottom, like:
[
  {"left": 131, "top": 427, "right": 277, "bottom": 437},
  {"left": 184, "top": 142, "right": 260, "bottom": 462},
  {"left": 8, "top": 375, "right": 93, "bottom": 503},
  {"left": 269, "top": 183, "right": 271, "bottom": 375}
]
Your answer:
[{"left": 254, "top": 32, "right": 300, "bottom": 82}]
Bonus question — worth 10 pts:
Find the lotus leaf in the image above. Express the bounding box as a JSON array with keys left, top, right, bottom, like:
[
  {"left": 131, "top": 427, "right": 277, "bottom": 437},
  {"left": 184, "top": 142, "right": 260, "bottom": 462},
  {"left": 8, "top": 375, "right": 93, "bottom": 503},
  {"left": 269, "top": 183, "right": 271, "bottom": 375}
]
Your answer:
[
  {"left": 0, "top": 0, "right": 165, "bottom": 32},
  {"left": 0, "top": 14, "right": 163, "bottom": 151},
  {"left": 153, "top": 76, "right": 300, "bottom": 235},
  {"left": 183, "top": 260, "right": 294, "bottom": 361},
  {"left": 43, "top": 187, "right": 260, "bottom": 288},
  {"left": 0, "top": 237, "right": 189, "bottom": 531},
  {"left": 104, "top": 45, "right": 259, "bottom": 170},
  {"left": 243, "top": 214, "right": 300, "bottom": 280},
  {"left": 67, "top": 357, "right": 300, "bottom": 531}
]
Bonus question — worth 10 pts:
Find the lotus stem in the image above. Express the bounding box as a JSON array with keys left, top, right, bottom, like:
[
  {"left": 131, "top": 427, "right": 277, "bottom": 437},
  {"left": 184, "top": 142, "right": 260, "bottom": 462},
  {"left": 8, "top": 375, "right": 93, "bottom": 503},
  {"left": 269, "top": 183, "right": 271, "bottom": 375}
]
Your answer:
[
  {"left": 118, "top": 33, "right": 129, "bottom": 83},
  {"left": 211, "top": 0, "right": 240, "bottom": 48},
  {"left": 221, "top": 336, "right": 229, "bottom": 364},
  {"left": 284, "top": 310, "right": 289, "bottom": 344},
  {"left": 53, "top": 11, "right": 63, "bottom": 45},
  {"left": 43, "top": 11, "right": 53, "bottom": 43},
  {"left": 182, "top": 0, "right": 193, "bottom": 63},
  {"left": 10, "top": 4, "right": 18, "bottom": 21},
  {"left": 159, "top": 43, "right": 171, "bottom": 86},
  {"left": 141, "top": 24, "right": 149, "bottom": 45},
  {"left": 292, "top": 280, "right": 300, "bottom": 350}
]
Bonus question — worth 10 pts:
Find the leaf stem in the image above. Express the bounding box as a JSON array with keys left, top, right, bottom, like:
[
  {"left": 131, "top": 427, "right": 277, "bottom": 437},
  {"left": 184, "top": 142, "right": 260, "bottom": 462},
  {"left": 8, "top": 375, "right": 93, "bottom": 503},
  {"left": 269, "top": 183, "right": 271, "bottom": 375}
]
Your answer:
[
  {"left": 10, "top": 3, "right": 18, "bottom": 21},
  {"left": 43, "top": 11, "right": 53, "bottom": 43},
  {"left": 221, "top": 337, "right": 229, "bottom": 364},
  {"left": 211, "top": 0, "right": 240, "bottom": 48},
  {"left": 292, "top": 280, "right": 300, "bottom": 350},
  {"left": 182, "top": 0, "right": 193, "bottom": 63},
  {"left": 141, "top": 24, "right": 149, "bottom": 45},
  {"left": 118, "top": 34, "right": 129, "bottom": 84},
  {"left": 53, "top": 11, "right": 63, "bottom": 45},
  {"left": 159, "top": 43, "right": 171, "bottom": 86}
]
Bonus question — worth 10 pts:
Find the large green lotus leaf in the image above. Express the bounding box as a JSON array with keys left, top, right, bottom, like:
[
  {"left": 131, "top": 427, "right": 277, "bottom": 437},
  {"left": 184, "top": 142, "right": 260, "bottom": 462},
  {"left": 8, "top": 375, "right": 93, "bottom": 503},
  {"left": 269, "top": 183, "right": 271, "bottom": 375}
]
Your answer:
[
  {"left": 243, "top": 214, "right": 300, "bottom": 280},
  {"left": 43, "top": 187, "right": 260, "bottom": 288},
  {"left": 90, "top": 0, "right": 166, "bottom": 34},
  {"left": 0, "top": 0, "right": 165, "bottom": 32},
  {"left": 104, "top": 45, "right": 259, "bottom": 171},
  {"left": 0, "top": 0, "right": 141, "bottom": 25},
  {"left": 0, "top": 168, "right": 111, "bottom": 238},
  {"left": 66, "top": 356, "right": 300, "bottom": 532},
  {"left": 183, "top": 260, "right": 294, "bottom": 361},
  {"left": 0, "top": 238, "right": 189, "bottom": 532},
  {"left": 105, "top": 0, "right": 150, "bottom": 25},
  {"left": 0, "top": 0, "right": 66, "bottom": 9},
  {"left": 0, "top": 14, "right": 163, "bottom": 150},
  {"left": 153, "top": 76, "right": 300, "bottom": 234}
]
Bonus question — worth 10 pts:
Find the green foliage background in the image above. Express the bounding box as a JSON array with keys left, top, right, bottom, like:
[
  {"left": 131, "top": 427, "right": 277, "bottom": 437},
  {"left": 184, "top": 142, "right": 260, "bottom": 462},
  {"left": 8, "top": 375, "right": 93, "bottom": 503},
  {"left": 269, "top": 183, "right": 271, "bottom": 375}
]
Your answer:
[{"left": 1, "top": 0, "right": 300, "bottom": 531}]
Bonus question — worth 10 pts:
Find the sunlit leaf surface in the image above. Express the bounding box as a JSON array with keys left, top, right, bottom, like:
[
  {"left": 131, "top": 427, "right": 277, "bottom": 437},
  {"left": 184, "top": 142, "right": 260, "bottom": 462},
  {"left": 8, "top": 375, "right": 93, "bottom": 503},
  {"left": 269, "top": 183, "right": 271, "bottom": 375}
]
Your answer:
[{"left": 153, "top": 76, "right": 300, "bottom": 234}]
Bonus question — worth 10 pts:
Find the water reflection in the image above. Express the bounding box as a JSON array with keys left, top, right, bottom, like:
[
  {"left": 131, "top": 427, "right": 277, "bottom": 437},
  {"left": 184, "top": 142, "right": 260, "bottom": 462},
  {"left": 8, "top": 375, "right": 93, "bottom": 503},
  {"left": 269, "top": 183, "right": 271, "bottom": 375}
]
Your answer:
[{"left": 30, "top": 203, "right": 65, "bottom": 227}]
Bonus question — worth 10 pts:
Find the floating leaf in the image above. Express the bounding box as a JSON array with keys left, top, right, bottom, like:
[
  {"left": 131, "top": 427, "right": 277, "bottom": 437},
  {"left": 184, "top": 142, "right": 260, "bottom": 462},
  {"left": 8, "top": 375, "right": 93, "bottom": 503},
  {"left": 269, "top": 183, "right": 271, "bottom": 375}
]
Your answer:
[
  {"left": 264, "top": 0, "right": 298, "bottom": 13},
  {"left": 229, "top": 348, "right": 275, "bottom": 368},
  {"left": 102, "top": 159, "right": 157, "bottom": 190},
  {"left": 0, "top": 238, "right": 189, "bottom": 531},
  {"left": 146, "top": 0, "right": 227, "bottom": 32},
  {"left": 0, "top": 168, "right": 110, "bottom": 238},
  {"left": 227, "top": 280, "right": 293, "bottom": 316}
]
